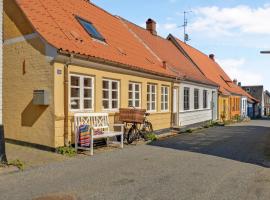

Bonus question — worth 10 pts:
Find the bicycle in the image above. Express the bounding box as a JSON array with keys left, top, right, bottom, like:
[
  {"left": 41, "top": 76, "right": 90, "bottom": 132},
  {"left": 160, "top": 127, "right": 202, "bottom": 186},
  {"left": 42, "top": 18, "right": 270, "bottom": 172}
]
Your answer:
[{"left": 126, "top": 112, "right": 153, "bottom": 144}]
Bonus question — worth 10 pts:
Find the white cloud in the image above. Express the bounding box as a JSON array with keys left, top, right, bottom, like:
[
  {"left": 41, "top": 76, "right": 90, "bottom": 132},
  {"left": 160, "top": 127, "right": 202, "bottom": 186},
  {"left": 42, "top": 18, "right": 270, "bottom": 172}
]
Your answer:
[
  {"left": 163, "top": 23, "right": 177, "bottom": 30},
  {"left": 191, "top": 5, "right": 270, "bottom": 37},
  {"left": 216, "top": 58, "right": 263, "bottom": 85}
]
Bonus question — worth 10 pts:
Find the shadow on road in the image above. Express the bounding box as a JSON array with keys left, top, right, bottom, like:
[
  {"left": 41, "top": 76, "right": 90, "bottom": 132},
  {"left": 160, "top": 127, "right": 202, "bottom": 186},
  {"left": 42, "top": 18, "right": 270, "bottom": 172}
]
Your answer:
[{"left": 150, "top": 125, "right": 270, "bottom": 168}]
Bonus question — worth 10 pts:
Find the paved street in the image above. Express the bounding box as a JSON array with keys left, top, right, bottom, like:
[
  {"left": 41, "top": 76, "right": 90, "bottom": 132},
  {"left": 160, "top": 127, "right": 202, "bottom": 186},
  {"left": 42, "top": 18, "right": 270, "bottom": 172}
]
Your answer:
[{"left": 0, "top": 120, "right": 270, "bottom": 200}]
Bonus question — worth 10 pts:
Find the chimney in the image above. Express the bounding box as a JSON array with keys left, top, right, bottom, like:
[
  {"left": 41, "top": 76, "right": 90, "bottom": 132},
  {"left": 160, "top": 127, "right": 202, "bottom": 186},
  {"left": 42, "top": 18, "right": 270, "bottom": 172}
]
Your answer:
[
  {"left": 209, "top": 54, "right": 215, "bottom": 61},
  {"left": 146, "top": 18, "right": 157, "bottom": 36},
  {"left": 233, "top": 79, "right": 237, "bottom": 85},
  {"left": 238, "top": 82, "right": 242, "bottom": 87},
  {"left": 162, "top": 61, "right": 167, "bottom": 69}
]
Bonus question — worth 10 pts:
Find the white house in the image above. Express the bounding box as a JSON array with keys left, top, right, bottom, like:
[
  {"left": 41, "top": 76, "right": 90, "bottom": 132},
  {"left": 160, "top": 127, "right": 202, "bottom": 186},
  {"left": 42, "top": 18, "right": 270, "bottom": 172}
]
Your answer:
[{"left": 124, "top": 18, "right": 219, "bottom": 128}]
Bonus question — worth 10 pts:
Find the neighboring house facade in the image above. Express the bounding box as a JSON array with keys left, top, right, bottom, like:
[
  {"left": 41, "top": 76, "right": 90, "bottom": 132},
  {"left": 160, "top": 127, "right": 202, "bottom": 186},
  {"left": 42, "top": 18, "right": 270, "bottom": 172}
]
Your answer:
[
  {"left": 124, "top": 19, "right": 218, "bottom": 127},
  {"left": 4, "top": 0, "right": 218, "bottom": 149},
  {"left": 264, "top": 90, "right": 270, "bottom": 116},
  {"left": 168, "top": 35, "right": 255, "bottom": 121},
  {"left": 242, "top": 85, "right": 264, "bottom": 118}
]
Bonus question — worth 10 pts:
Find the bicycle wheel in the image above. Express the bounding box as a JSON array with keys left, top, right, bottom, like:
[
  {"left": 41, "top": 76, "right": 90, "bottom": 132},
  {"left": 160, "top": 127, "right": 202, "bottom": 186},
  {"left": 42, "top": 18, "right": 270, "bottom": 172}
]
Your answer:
[{"left": 127, "top": 126, "right": 138, "bottom": 144}]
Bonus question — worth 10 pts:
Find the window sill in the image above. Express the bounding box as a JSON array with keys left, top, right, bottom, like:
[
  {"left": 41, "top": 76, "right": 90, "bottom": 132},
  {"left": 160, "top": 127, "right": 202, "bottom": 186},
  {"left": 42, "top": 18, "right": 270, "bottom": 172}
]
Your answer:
[{"left": 180, "top": 108, "right": 211, "bottom": 113}]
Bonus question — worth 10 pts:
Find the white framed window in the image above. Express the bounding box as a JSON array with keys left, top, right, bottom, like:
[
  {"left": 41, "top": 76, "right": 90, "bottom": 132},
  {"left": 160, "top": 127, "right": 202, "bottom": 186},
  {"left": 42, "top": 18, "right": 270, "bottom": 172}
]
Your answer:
[
  {"left": 194, "top": 89, "right": 199, "bottom": 110},
  {"left": 203, "top": 90, "right": 208, "bottom": 109},
  {"left": 128, "top": 82, "right": 141, "bottom": 108},
  {"left": 184, "top": 87, "right": 190, "bottom": 110},
  {"left": 161, "top": 86, "right": 169, "bottom": 111},
  {"left": 102, "top": 79, "right": 119, "bottom": 111},
  {"left": 70, "top": 74, "right": 94, "bottom": 111},
  {"left": 147, "top": 84, "right": 157, "bottom": 112}
]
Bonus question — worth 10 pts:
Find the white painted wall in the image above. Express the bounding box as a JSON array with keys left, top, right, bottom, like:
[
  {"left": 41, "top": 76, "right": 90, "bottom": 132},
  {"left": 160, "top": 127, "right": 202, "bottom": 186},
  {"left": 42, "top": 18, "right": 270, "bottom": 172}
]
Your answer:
[
  {"left": 178, "top": 82, "right": 217, "bottom": 127},
  {"left": 241, "top": 97, "right": 248, "bottom": 117}
]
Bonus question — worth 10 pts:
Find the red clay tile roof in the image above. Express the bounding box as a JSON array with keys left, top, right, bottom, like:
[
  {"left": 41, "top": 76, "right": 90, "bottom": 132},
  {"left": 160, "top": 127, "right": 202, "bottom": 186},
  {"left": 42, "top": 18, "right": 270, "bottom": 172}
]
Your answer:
[
  {"left": 15, "top": 0, "right": 176, "bottom": 78},
  {"left": 169, "top": 35, "right": 258, "bottom": 101},
  {"left": 122, "top": 19, "right": 217, "bottom": 87}
]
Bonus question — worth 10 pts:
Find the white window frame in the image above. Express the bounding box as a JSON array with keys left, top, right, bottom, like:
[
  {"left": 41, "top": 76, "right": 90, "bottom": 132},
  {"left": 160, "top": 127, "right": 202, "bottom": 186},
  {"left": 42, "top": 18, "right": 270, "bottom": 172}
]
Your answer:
[
  {"left": 184, "top": 87, "right": 190, "bottom": 111},
  {"left": 161, "top": 86, "right": 169, "bottom": 112},
  {"left": 147, "top": 84, "right": 157, "bottom": 112},
  {"left": 128, "top": 82, "right": 141, "bottom": 108},
  {"left": 203, "top": 90, "right": 208, "bottom": 109},
  {"left": 102, "top": 79, "right": 120, "bottom": 111},
  {"left": 194, "top": 88, "right": 199, "bottom": 110},
  {"left": 69, "top": 74, "right": 94, "bottom": 112}
]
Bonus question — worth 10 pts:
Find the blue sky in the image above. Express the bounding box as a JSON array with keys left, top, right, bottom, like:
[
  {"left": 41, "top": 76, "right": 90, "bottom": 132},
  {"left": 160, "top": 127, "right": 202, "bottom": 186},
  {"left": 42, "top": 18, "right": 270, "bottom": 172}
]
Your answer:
[{"left": 92, "top": 0, "right": 270, "bottom": 90}]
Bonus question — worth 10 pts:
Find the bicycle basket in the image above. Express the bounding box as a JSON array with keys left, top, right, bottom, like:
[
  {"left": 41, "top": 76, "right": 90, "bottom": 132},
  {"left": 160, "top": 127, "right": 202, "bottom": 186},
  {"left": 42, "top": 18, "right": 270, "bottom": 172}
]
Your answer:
[{"left": 119, "top": 108, "right": 146, "bottom": 124}]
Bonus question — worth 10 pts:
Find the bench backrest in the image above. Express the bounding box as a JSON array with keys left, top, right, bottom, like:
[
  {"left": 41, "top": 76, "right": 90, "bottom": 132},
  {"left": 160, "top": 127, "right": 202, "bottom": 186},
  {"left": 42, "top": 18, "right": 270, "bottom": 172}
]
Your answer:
[{"left": 74, "top": 113, "right": 110, "bottom": 131}]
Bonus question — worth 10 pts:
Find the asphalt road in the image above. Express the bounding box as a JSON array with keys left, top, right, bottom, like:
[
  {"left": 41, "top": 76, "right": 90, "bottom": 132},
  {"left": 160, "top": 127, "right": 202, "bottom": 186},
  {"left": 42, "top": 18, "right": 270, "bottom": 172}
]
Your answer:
[{"left": 0, "top": 120, "right": 270, "bottom": 200}]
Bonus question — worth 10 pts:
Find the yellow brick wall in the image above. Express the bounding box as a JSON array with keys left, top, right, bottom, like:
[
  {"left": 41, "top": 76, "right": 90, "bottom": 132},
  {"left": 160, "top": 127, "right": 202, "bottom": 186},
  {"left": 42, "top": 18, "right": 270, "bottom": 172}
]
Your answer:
[
  {"left": 3, "top": 1, "right": 55, "bottom": 147},
  {"left": 54, "top": 63, "right": 172, "bottom": 147},
  {"left": 3, "top": 0, "right": 34, "bottom": 40}
]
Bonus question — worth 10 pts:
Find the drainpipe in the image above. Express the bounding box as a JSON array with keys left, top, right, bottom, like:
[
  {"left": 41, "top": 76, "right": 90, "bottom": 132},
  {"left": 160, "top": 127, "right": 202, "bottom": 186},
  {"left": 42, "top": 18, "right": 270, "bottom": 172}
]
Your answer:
[
  {"left": 0, "top": 0, "right": 7, "bottom": 164},
  {"left": 63, "top": 55, "right": 73, "bottom": 147}
]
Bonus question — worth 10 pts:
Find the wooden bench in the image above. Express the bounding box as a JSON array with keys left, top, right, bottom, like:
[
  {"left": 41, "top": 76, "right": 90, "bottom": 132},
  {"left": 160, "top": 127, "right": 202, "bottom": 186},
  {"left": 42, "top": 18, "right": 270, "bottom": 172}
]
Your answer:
[{"left": 74, "top": 113, "right": 124, "bottom": 155}]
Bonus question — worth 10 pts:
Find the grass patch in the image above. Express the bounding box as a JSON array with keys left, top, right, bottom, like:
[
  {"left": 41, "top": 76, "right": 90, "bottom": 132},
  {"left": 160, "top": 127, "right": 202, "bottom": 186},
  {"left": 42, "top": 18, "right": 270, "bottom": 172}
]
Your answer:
[
  {"left": 8, "top": 159, "right": 25, "bottom": 171},
  {"left": 56, "top": 146, "right": 76, "bottom": 157}
]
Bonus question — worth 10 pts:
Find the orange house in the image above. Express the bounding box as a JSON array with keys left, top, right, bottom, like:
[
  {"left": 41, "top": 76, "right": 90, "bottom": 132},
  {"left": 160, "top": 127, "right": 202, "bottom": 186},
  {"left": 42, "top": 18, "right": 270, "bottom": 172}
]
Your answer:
[{"left": 168, "top": 35, "right": 254, "bottom": 121}]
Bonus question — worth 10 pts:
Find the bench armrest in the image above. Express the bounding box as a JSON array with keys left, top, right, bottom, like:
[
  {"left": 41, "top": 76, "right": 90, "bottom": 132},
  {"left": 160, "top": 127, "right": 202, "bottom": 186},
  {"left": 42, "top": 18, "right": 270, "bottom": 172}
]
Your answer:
[{"left": 111, "top": 124, "right": 125, "bottom": 133}]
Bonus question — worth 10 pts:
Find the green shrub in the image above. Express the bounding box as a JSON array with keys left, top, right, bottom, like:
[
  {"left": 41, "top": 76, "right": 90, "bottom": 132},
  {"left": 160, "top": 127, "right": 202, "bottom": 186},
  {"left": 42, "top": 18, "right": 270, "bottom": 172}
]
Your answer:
[
  {"left": 145, "top": 133, "right": 157, "bottom": 141},
  {"left": 8, "top": 159, "right": 25, "bottom": 171},
  {"left": 56, "top": 146, "right": 76, "bottom": 157},
  {"left": 186, "top": 129, "right": 193, "bottom": 133}
]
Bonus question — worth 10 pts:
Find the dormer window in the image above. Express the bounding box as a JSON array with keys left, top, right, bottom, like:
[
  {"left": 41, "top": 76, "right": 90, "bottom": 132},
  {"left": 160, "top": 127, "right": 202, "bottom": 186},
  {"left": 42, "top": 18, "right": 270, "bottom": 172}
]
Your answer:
[{"left": 76, "top": 16, "right": 105, "bottom": 42}]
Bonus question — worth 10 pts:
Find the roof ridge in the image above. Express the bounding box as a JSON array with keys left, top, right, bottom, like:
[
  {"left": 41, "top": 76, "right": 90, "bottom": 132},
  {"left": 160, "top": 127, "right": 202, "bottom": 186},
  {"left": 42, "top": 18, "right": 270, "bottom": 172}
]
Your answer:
[{"left": 119, "top": 16, "right": 174, "bottom": 42}]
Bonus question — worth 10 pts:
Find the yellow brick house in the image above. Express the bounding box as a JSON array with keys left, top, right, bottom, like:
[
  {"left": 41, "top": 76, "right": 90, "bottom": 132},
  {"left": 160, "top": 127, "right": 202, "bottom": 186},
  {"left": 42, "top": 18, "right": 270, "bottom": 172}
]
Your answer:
[{"left": 4, "top": 0, "right": 219, "bottom": 149}]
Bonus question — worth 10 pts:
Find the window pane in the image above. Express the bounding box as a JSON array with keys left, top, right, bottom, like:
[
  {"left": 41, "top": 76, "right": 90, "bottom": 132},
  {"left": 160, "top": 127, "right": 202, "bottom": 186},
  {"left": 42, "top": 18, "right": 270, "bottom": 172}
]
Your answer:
[
  {"left": 103, "top": 80, "right": 109, "bottom": 89},
  {"left": 84, "top": 89, "right": 92, "bottom": 98},
  {"left": 152, "top": 85, "right": 156, "bottom": 93},
  {"left": 152, "top": 102, "right": 155, "bottom": 110},
  {"left": 161, "top": 103, "right": 164, "bottom": 111},
  {"left": 135, "top": 92, "right": 140, "bottom": 100},
  {"left": 71, "top": 88, "right": 80, "bottom": 98},
  {"left": 84, "top": 100, "right": 92, "bottom": 109},
  {"left": 112, "top": 91, "right": 118, "bottom": 99},
  {"left": 152, "top": 94, "right": 155, "bottom": 101},
  {"left": 112, "top": 81, "right": 118, "bottom": 90},
  {"left": 165, "top": 95, "right": 168, "bottom": 102},
  {"left": 71, "top": 76, "right": 79, "bottom": 86},
  {"left": 147, "top": 85, "right": 150, "bottom": 92},
  {"left": 135, "top": 84, "right": 140, "bottom": 91},
  {"left": 135, "top": 100, "right": 140, "bottom": 108},
  {"left": 84, "top": 78, "right": 92, "bottom": 87},
  {"left": 112, "top": 100, "right": 118, "bottom": 109},
  {"left": 128, "top": 100, "right": 133, "bottom": 107},
  {"left": 147, "top": 93, "right": 150, "bottom": 101},
  {"left": 103, "top": 90, "right": 109, "bottom": 99},
  {"left": 129, "top": 84, "right": 132, "bottom": 91},
  {"left": 71, "top": 99, "right": 80, "bottom": 109},
  {"left": 128, "top": 92, "right": 133, "bottom": 99},
  {"left": 78, "top": 18, "right": 105, "bottom": 41},
  {"left": 147, "top": 103, "right": 150, "bottom": 110},
  {"left": 103, "top": 100, "right": 109, "bottom": 109}
]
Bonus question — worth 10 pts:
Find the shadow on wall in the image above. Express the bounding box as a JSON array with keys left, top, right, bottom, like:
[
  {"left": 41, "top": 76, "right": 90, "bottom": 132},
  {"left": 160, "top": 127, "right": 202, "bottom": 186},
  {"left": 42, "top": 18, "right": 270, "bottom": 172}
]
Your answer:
[{"left": 21, "top": 100, "right": 48, "bottom": 127}]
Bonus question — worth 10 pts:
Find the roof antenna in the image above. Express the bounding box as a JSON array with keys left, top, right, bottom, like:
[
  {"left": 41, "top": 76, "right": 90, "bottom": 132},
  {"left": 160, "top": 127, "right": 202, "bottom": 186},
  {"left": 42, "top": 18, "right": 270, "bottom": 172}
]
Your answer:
[{"left": 178, "top": 11, "right": 192, "bottom": 43}]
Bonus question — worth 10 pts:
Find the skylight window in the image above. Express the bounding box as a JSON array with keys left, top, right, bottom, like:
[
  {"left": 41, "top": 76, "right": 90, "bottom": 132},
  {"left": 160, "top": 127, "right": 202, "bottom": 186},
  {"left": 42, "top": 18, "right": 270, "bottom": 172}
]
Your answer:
[{"left": 76, "top": 17, "right": 105, "bottom": 42}]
